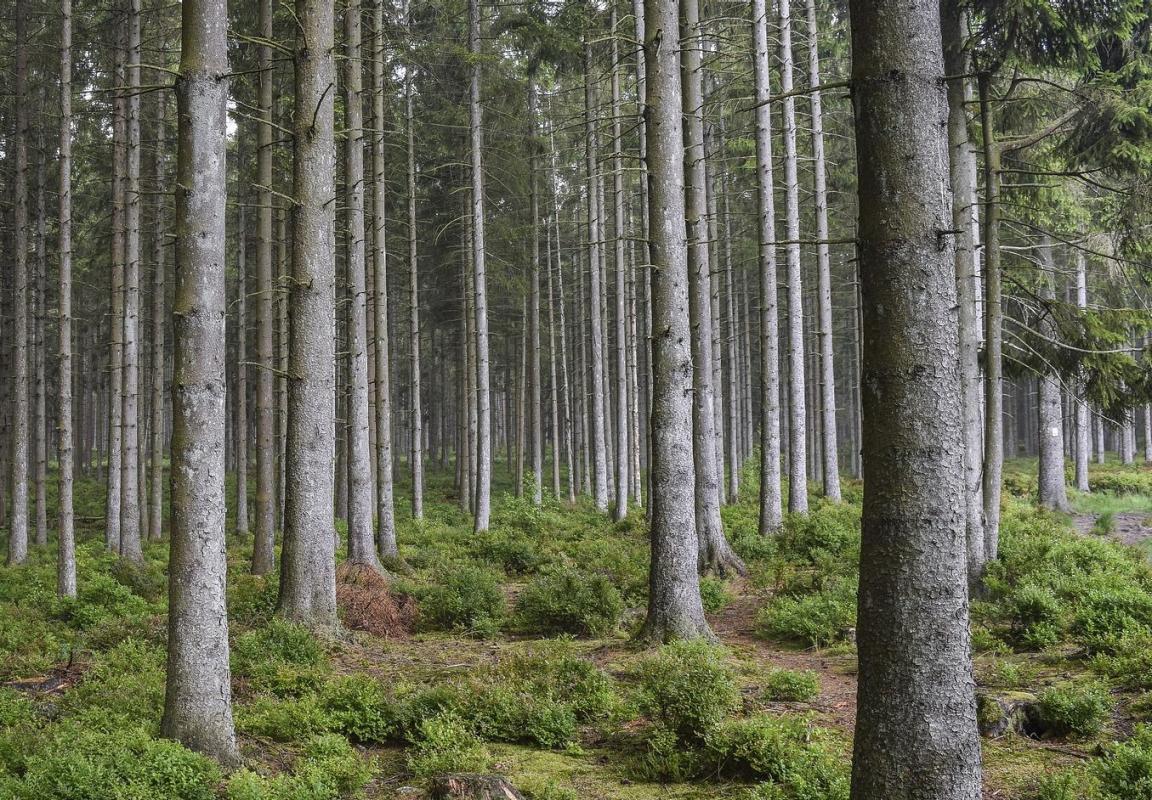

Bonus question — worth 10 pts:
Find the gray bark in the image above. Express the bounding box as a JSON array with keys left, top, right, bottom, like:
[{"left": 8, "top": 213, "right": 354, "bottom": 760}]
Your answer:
[
  {"left": 57, "top": 0, "right": 76, "bottom": 593},
  {"left": 638, "top": 0, "right": 713, "bottom": 643},
  {"left": 105, "top": 21, "right": 125, "bottom": 554},
  {"left": 344, "top": 0, "right": 379, "bottom": 569},
  {"left": 234, "top": 206, "right": 249, "bottom": 539},
  {"left": 942, "top": 0, "right": 985, "bottom": 580},
  {"left": 469, "top": 0, "right": 493, "bottom": 531},
  {"left": 610, "top": 17, "right": 628, "bottom": 521},
  {"left": 978, "top": 75, "right": 1003, "bottom": 563},
  {"left": 779, "top": 0, "right": 808, "bottom": 514},
  {"left": 406, "top": 19, "right": 425, "bottom": 521},
  {"left": 1036, "top": 237, "right": 1070, "bottom": 513},
  {"left": 752, "top": 0, "right": 783, "bottom": 535},
  {"left": 149, "top": 92, "right": 167, "bottom": 543},
  {"left": 252, "top": 0, "right": 277, "bottom": 573},
  {"left": 849, "top": 0, "right": 982, "bottom": 794},
  {"left": 278, "top": 0, "right": 339, "bottom": 630},
  {"left": 161, "top": 0, "right": 240, "bottom": 762}
]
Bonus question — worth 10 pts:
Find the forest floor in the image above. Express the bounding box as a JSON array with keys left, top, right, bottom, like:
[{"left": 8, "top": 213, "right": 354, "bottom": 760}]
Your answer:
[{"left": 5, "top": 459, "right": 1152, "bottom": 800}]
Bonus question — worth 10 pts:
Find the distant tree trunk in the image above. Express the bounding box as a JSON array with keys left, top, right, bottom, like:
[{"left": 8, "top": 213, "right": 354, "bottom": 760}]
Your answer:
[
  {"left": 609, "top": 17, "right": 628, "bottom": 521},
  {"left": 682, "top": 0, "right": 743, "bottom": 576},
  {"left": 779, "top": 0, "right": 808, "bottom": 514},
  {"left": 1036, "top": 237, "right": 1071, "bottom": 512},
  {"left": 849, "top": 0, "right": 983, "bottom": 793},
  {"left": 406, "top": 22, "right": 425, "bottom": 522},
  {"left": 553, "top": 208, "right": 577, "bottom": 504},
  {"left": 942, "top": 0, "right": 985, "bottom": 580},
  {"left": 806, "top": 0, "right": 841, "bottom": 502},
  {"left": 106, "top": 19, "right": 126, "bottom": 554},
  {"left": 120, "top": 0, "right": 144, "bottom": 561},
  {"left": 639, "top": 0, "right": 713, "bottom": 643},
  {"left": 8, "top": 0, "right": 30, "bottom": 567},
  {"left": 252, "top": 0, "right": 277, "bottom": 573},
  {"left": 344, "top": 0, "right": 379, "bottom": 569},
  {"left": 57, "top": 0, "right": 77, "bottom": 592},
  {"left": 276, "top": 209, "right": 290, "bottom": 533},
  {"left": 34, "top": 137, "right": 49, "bottom": 548},
  {"left": 546, "top": 218, "right": 563, "bottom": 499},
  {"left": 234, "top": 205, "right": 249, "bottom": 540},
  {"left": 530, "top": 84, "right": 545, "bottom": 507},
  {"left": 374, "top": 0, "right": 398, "bottom": 554},
  {"left": 149, "top": 91, "right": 167, "bottom": 543},
  {"left": 978, "top": 74, "right": 1003, "bottom": 564},
  {"left": 278, "top": 0, "right": 339, "bottom": 630},
  {"left": 752, "top": 0, "right": 783, "bottom": 535},
  {"left": 469, "top": 0, "right": 493, "bottom": 532},
  {"left": 161, "top": 0, "right": 240, "bottom": 762}
]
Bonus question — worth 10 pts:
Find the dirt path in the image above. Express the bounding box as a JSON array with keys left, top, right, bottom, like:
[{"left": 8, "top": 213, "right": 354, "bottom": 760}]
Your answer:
[{"left": 1072, "top": 511, "right": 1152, "bottom": 546}]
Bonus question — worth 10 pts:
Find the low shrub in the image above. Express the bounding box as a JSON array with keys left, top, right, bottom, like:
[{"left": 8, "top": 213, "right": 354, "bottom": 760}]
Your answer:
[
  {"left": 637, "top": 640, "right": 739, "bottom": 741},
  {"left": 406, "top": 712, "right": 492, "bottom": 777},
  {"left": 700, "top": 577, "right": 733, "bottom": 614},
  {"left": 478, "top": 530, "right": 547, "bottom": 575},
  {"left": 762, "top": 669, "right": 820, "bottom": 702},
  {"left": 757, "top": 581, "right": 856, "bottom": 648},
  {"left": 320, "top": 674, "right": 401, "bottom": 743},
  {"left": 418, "top": 563, "right": 506, "bottom": 636},
  {"left": 514, "top": 568, "right": 623, "bottom": 637},
  {"left": 1037, "top": 683, "right": 1112, "bottom": 738},
  {"left": 226, "top": 734, "right": 373, "bottom": 800},
  {"left": 64, "top": 638, "right": 166, "bottom": 725}
]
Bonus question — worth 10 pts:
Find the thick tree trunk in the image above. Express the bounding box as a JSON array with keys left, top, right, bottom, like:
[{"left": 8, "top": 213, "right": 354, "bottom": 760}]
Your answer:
[
  {"left": 469, "top": 0, "right": 493, "bottom": 532},
  {"left": 57, "top": 0, "right": 77, "bottom": 592},
  {"left": 1036, "top": 237, "right": 1070, "bottom": 512},
  {"left": 682, "top": 0, "right": 743, "bottom": 576},
  {"left": 942, "top": 0, "right": 985, "bottom": 580},
  {"left": 752, "top": 0, "right": 783, "bottom": 535},
  {"left": 978, "top": 74, "right": 1003, "bottom": 564},
  {"left": 638, "top": 0, "right": 713, "bottom": 643},
  {"left": 161, "top": 0, "right": 240, "bottom": 762},
  {"left": 252, "top": 0, "right": 277, "bottom": 573},
  {"left": 345, "top": 0, "right": 378, "bottom": 568},
  {"left": 278, "top": 0, "right": 339, "bottom": 630},
  {"left": 849, "top": 0, "right": 982, "bottom": 794},
  {"left": 779, "top": 0, "right": 808, "bottom": 514},
  {"left": 120, "top": 0, "right": 144, "bottom": 561},
  {"left": 806, "top": 0, "right": 841, "bottom": 501}
]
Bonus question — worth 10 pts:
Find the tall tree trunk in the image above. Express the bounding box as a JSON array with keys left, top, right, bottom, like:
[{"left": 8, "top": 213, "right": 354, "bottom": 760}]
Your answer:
[
  {"left": 529, "top": 84, "right": 545, "bottom": 507},
  {"left": 57, "top": 0, "right": 77, "bottom": 591},
  {"left": 546, "top": 217, "right": 563, "bottom": 499},
  {"left": 609, "top": 16, "right": 629, "bottom": 521},
  {"left": 1036, "top": 237, "right": 1071, "bottom": 512},
  {"left": 849, "top": 0, "right": 982, "bottom": 793},
  {"left": 978, "top": 74, "right": 1003, "bottom": 564},
  {"left": 149, "top": 91, "right": 167, "bottom": 543},
  {"left": 639, "top": 0, "right": 712, "bottom": 643},
  {"left": 120, "top": 0, "right": 144, "bottom": 561},
  {"left": 942, "top": 0, "right": 985, "bottom": 580},
  {"left": 234, "top": 206, "right": 249, "bottom": 539},
  {"left": 278, "top": 0, "right": 339, "bottom": 630},
  {"left": 752, "top": 0, "right": 783, "bottom": 535},
  {"left": 374, "top": 0, "right": 398, "bottom": 554},
  {"left": 106, "top": 19, "right": 126, "bottom": 554},
  {"left": 161, "top": 0, "right": 240, "bottom": 762},
  {"left": 779, "top": 0, "right": 808, "bottom": 514},
  {"left": 1073, "top": 248, "right": 1090, "bottom": 489},
  {"left": 34, "top": 135, "right": 49, "bottom": 548},
  {"left": 806, "top": 0, "right": 841, "bottom": 501},
  {"left": 344, "top": 0, "right": 379, "bottom": 569},
  {"left": 682, "top": 0, "right": 743, "bottom": 575},
  {"left": 469, "top": 0, "right": 493, "bottom": 532},
  {"left": 406, "top": 21, "right": 425, "bottom": 522},
  {"left": 252, "top": 0, "right": 277, "bottom": 573}
]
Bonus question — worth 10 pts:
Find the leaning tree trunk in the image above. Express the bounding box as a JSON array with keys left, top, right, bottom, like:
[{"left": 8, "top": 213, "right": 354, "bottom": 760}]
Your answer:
[
  {"left": 752, "top": 0, "right": 783, "bottom": 535},
  {"left": 682, "top": 0, "right": 743, "bottom": 576},
  {"left": 278, "top": 0, "right": 339, "bottom": 631},
  {"left": 344, "top": 0, "right": 379, "bottom": 569},
  {"left": 469, "top": 0, "right": 493, "bottom": 532},
  {"left": 1036, "top": 237, "right": 1071, "bottom": 513},
  {"left": 806, "top": 0, "right": 841, "bottom": 502},
  {"left": 8, "top": 0, "right": 30, "bottom": 566},
  {"left": 942, "top": 0, "right": 985, "bottom": 581},
  {"left": 161, "top": 0, "right": 241, "bottom": 763},
  {"left": 638, "top": 0, "right": 713, "bottom": 644},
  {"left": 848, "top": 0, "right": 983, "bottom": 795},
  {"left": 57, "top": 0, "right": 76, "bottom": 593},
  {"left": 779, "top": 0, "right": 808, "bottom": 514},
  {"left": 252, "top": 0, "right": 276, "bottom": 573},
  {"left": 120, "top": 0, "right": 144, "bottom": 561}
]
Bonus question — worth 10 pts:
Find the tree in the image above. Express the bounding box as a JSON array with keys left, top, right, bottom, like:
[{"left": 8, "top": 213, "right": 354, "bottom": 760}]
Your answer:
[
  {"left": 638, "top": 0, "right": 712, "bottom": 644},
  {"left": 57, "top": 0, "right": 76, "bottom": 594},
  {"left": 149, "top": 90, "right": 168, "bottom": 543},
  {"left": 1036, "top": 237, "right": 1071, "bottom": 512},
  {"left": 8, "top": 0, "right": 30, "bottom": 567},
  {"left": 278, "top": 0, "right": 339, "bottom": 630},
  {"left": 161, "top": 0, "right": 241, "bottom": 763},
  {"left": 406, "top": 1, "right": 425, "bottom": 522},
  {"left": 848, "top": 0, "right": 982, "bottom": 794}
]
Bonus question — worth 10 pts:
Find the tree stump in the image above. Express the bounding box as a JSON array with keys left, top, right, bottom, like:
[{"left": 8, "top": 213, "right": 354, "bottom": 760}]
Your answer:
[
  {"left": 977, "top": 691, "right": 1044, "bottom": 738},
  {"left": 428, "top": 775, "right": 525, "bottom": 800}
]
